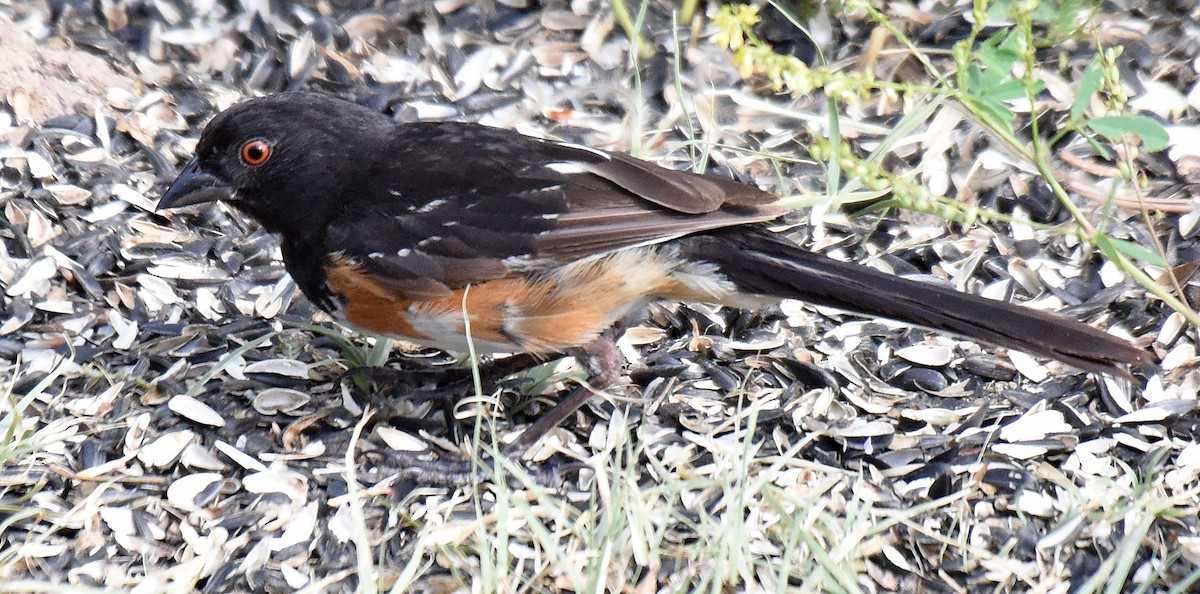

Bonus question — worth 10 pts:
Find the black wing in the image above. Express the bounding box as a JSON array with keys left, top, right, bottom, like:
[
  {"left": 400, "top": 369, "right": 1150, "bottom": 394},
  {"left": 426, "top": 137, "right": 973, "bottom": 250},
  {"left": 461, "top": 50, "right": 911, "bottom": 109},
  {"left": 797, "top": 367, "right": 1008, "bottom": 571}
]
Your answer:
[{"left": 321, "top": 122, "right": 785, "bottom": 299}]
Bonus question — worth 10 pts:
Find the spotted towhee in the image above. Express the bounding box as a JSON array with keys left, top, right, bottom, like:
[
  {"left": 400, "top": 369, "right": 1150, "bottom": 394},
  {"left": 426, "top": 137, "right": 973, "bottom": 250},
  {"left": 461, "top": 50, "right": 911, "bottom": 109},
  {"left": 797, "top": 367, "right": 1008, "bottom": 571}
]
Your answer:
[{"left": 158, "top": 92, "right": 1148, "bottom": 437}]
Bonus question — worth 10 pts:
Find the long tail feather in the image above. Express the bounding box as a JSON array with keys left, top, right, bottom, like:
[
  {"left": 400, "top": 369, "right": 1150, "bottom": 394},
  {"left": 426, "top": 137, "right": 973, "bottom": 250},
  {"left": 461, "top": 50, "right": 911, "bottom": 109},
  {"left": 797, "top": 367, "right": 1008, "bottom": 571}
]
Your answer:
[{"left": 680, "top": 230, "right": 1150, "bottom": 378}]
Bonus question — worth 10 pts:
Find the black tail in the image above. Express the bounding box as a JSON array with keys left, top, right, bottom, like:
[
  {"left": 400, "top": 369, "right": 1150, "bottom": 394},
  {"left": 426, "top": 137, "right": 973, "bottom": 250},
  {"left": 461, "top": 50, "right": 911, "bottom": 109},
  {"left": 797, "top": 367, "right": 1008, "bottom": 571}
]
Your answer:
[{"left": 680, "top": 230, "right": 1150, "bottom": 378}]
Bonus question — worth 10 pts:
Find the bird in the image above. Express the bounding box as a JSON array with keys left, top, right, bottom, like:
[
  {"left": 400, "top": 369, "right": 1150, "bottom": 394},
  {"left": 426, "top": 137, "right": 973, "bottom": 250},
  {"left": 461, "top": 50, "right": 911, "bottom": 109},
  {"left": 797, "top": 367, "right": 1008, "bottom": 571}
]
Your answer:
[{"left": 158, "top": 92, "right": 1150, "bottom": 448}]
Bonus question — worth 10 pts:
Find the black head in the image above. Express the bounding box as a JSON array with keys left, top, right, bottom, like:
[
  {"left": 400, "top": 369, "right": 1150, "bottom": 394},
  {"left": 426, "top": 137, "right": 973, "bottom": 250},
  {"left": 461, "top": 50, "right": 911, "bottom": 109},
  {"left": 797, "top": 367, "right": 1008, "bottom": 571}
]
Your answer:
[{"left": 158, "top": 92, "right": 392, "bottom": 238}]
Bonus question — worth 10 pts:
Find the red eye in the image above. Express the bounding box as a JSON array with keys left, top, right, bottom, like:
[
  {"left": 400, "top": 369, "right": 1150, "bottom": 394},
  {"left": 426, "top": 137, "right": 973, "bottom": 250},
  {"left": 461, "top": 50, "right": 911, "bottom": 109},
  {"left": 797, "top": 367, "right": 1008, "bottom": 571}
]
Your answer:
[{"left": 240, "top": 140, "right": 271, "bottom": 166}]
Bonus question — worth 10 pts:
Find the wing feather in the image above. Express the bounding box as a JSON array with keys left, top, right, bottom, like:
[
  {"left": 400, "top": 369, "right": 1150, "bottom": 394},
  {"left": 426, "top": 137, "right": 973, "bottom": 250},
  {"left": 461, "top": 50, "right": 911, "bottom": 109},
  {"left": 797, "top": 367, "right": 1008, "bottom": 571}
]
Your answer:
[{"left": 320, "top": 122, "right": 784, "bottom": 294}]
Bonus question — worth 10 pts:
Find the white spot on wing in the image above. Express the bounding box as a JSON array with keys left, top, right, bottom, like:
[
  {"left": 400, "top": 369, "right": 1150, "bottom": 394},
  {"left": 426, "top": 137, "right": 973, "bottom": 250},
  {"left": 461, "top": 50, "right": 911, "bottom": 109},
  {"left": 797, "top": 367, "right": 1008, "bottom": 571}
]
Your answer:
[
  {"left": 397, "top": 248, "right": 412, "bottom": 257},
  {"left": 417, "top": 199, "right": 447, "bottom": 213},
  {"left": 546, "top": 162, "right": 588, "bottom": 174}
]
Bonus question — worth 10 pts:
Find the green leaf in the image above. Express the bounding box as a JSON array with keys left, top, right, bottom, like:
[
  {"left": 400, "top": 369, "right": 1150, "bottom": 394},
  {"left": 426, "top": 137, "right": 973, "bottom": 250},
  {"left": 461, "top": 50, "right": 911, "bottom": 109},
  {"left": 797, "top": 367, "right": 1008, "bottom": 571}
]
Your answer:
[
  {"left": 366, "top": 337, "right": 394, "bottom": 367},
  {"left": 965, "top": 95, "right": 1016, "bottom": 134},
  {"left": 985, "top": 0, "right": 1013, "bottom": 21},
  {"left": 996, "top": 28, "right": 1024, "bottom": 63},
  {"left": 1094, "top": 235, "right": 1122, "bottom": 266},
  {"left": 1100, "top": 236, "right": 1167, "bottom": 267},
  {"left": 977, "top": 29, "right": 1021, "bottom": 76},
  {"left": 963, "top": 64, "right": 988, "bottom": 94},
  {"left": 1071, "top": 54, "right": 1104, "bottom": 122},
  {"left": 983, "top": 78, "right": 1042, "bottom": 102},
  {"left": 1088, "top": 115, "right": 1170, "bottom": 152}
]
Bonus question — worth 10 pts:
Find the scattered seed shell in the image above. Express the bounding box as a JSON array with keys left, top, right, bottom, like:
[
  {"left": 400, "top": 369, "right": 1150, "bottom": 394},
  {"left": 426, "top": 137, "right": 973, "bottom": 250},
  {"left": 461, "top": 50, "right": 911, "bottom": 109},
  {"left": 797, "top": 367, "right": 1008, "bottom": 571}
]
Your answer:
[
  {"left": 252, "top": 388, "right": 311, "bottom": 415},
  {"left": 168, "top": 395, "right": 226, "bottom": 427},
  {"left": 166, "top": 472, "right": 225, "bottom": 512},
  {"left": 894, "top": 344, "right": 954, "bottom": 367}
]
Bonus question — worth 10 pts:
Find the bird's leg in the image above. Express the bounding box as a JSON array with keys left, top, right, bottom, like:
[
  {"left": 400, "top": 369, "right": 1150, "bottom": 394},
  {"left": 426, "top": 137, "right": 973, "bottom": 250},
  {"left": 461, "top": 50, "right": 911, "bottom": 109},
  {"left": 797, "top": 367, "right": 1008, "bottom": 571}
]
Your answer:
[
  {"left": 340, "top": 352, "right": 545, "bottom": 428},
  {"left": 337, "top": 352, "right": 547, "bottom": 447},
  {"left": 381, "top": 338, "right": 622, "bottom": 485},
  {"left": 502, "top": 337, "right": 622, "bottom": 456}
]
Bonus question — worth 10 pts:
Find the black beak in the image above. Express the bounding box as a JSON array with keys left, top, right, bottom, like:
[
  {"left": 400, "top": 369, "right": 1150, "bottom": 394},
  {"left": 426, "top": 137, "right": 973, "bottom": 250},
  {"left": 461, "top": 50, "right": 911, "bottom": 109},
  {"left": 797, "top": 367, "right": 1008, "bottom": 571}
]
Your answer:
[{"left": 157, "top": 159, "right": 235, "bottom": 210}]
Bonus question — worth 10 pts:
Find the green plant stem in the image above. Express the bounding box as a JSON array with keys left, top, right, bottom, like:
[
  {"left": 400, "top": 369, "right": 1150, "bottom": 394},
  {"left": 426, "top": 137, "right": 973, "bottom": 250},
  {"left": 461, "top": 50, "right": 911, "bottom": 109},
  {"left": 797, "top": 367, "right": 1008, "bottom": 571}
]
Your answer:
[
  {"left": 680, "top": 0, "right": 698, "bottom": 24},
  {"left": 867, "top": 0, "right": 1198, "bottom": 327},
  {"left": 1108, "top": 249, "right": 1200, "bottom": 327},
  {"left": 1010, "top": 10, "right": 1198, "bottom": 327},
  {"left": 863, "top": 4, "right": 952, "bottom": 89},
  {"left": 610, "top": 0, "right": 653, "bottom": 59},
  {"left": 185, "top": 333, "right": 274, "bottom": 396}
]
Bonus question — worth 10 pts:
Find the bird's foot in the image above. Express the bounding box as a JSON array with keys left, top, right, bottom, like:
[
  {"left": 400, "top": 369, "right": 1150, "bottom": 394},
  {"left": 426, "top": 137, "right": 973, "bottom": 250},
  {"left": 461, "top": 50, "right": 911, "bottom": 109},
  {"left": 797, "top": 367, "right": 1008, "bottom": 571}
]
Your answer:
[{"left": 364, "top": 338, "right": 621, "bottom": 485}]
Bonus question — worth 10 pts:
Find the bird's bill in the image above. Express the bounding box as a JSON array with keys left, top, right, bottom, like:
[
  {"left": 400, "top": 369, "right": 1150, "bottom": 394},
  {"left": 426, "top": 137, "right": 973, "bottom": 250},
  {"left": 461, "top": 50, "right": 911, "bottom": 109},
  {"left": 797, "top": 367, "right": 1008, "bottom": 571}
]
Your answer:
[{"left": 157, "top": 159, "right": 234, "bottom": 209}]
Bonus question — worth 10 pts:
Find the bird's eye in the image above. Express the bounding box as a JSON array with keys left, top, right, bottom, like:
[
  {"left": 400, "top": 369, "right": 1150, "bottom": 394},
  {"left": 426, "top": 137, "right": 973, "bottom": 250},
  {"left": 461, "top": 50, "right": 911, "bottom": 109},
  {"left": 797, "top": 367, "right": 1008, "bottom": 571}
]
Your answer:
[{"left": 240, "top": 140, "right": 271, "bottom": 166}]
